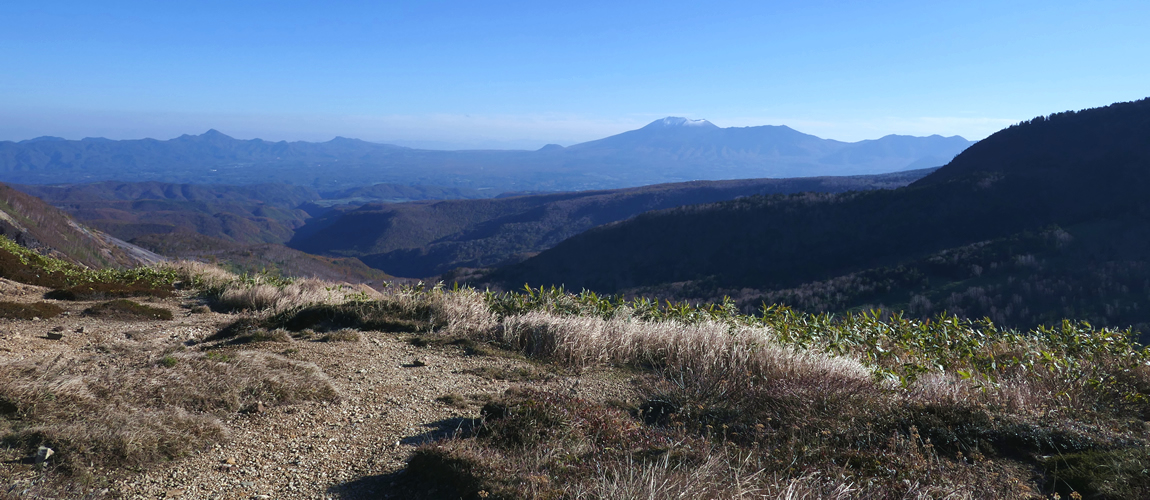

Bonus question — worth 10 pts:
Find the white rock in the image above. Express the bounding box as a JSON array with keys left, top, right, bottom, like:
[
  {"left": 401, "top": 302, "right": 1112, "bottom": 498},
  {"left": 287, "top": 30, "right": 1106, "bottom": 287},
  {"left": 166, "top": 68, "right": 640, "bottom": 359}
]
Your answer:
[{"left": 35, "top": 446, "right": 54, "bottom": 463}]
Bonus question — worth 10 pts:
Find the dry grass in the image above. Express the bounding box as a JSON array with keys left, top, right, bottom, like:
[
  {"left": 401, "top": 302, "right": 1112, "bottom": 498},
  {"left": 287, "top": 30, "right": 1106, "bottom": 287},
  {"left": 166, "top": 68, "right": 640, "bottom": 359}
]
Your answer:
[
  {"left": 82, "top": 299, "right": 173, "bottom": 321},
  {"left": 20, "top": 262, "right": 1136, "bottom": 497},
  {"left": 393, "top": 301, "right": 1150, "bottom": 498},
  {"left": 44, "top": 280, "right": 174, "bottom": 301},
  {"left": 214, "top": 278, "right": 352, "bottom": 313},
  {"left": 0, "top": 346, "right": 338, "bottom": 474},
  {"left": 320, "top": 328, "right": 360, "bottom": 342},
  {"left": 490, "top": 312, "right": 876, "bottom": 412},
  {"left": 158, "top": 260, "right": 235, "bottom": 291},
  {"left": 0, "top": 301, "right": 64, "bottom": 320}
]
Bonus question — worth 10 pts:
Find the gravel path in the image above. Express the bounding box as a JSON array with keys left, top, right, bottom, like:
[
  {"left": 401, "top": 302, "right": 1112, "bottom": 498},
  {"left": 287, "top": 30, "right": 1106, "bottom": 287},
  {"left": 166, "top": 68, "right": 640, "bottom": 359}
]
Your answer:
[{"left": 0, "top": 281, "right": 634, "bottom": 499}]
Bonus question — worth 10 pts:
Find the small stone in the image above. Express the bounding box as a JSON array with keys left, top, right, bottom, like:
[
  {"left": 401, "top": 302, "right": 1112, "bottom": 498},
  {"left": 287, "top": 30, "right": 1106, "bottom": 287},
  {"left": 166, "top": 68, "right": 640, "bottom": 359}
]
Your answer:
[
  {"left": 35, "top": 446, "right": 54, "bottom": 464},
  {"left": 165, "top": 489, "right": 183, "bottom": 498},
  {"left": 242, "top": 401, "right": 266, "bottom": 414},
  {"left": 75, "top": 326, "right": 85, "bottom": 333},
  {"left": 411, "top": 359, "right": 427, "bottom": 367},
  {"left": 51, "top": 326, "right": 65, "bottom": 332},
  {"left": 225, "top": 457, "right": 237, "bottom": 465}
]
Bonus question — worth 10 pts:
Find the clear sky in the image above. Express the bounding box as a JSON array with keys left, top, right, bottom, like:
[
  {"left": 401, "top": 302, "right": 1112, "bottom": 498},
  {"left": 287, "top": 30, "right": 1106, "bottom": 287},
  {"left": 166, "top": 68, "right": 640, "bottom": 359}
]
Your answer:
[{"left": 2, "top": 0, "right": 1147, "bottom": 149}]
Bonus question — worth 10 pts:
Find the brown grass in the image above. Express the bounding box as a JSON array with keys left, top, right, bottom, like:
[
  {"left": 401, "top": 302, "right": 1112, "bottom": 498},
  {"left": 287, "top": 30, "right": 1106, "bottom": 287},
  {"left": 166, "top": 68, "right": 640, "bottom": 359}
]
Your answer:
[
  {"left": 0, "top": 347, "right": 339, "bottom": 474},
  {"left": 320, "top": 328, "right": 360, "bottom": 342},
  {"left": 214, "top": 278, "right": 345, "bottom": 312},
  {"left": 0, "top": 301, "right": 65, "bottom": 320},
  {"left": 394, "top": 305, "right": 1146, "bottom": 498},
  {"left": 82, "top": 299, "right": 173, "bottom": 321},
  {"left": 45, "top": 281, "right": 174, "bottom": 301}
]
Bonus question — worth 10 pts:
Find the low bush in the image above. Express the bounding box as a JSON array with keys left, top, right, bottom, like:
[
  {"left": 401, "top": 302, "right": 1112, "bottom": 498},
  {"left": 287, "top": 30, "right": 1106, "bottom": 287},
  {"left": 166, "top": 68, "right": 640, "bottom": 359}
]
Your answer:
[
  {"left": 267, "top": 301, "right": 431, "bottom": 332},
  {"left": 0, "top": 235, "right": 179, "bottom": 292},
  {"left": 45, "top": 281, "right": 174, "bottom": 301},
  {"left": 0, "top": 301, "right": 64, "bottom": 320},
  {"left": 82, "top": 299, "right": 173, "bottom": 321}
]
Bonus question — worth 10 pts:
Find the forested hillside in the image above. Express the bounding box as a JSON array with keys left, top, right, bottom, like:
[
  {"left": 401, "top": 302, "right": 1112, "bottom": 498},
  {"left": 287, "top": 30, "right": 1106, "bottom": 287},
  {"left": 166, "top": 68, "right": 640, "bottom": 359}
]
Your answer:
[
  {"left": 290, "top": 169, "right": 933, "bottom": 277},
  {"left": 488, "top": 98, "right": 1150, "bottom": 335}
]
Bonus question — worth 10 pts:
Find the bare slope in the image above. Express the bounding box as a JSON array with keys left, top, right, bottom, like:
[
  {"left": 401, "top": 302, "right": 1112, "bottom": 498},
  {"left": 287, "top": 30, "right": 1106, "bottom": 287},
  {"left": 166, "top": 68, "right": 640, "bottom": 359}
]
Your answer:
[{"left": 0, "top": 182, "right": 161, "bottom": 269}]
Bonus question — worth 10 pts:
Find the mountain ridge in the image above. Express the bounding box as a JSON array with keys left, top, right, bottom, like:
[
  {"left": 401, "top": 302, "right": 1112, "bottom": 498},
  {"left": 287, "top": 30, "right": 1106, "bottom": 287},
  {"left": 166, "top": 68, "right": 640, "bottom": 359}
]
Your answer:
[{"left": 0, "top": 119, "right": 973, "bottom": 192}]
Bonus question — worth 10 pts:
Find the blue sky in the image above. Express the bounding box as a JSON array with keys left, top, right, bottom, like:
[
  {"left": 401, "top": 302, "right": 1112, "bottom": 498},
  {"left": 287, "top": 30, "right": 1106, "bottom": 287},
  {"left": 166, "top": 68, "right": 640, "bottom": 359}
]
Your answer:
[{"left": 2, "top": 0, "right": 1147, "bottom": 149}]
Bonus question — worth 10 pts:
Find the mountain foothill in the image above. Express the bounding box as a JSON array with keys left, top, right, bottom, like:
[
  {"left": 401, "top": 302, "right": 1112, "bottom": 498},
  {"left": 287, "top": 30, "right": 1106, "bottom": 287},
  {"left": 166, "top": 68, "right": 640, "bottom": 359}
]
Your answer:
[{"left": 6, "top": 103, "right": 1150, "bottom": 338}]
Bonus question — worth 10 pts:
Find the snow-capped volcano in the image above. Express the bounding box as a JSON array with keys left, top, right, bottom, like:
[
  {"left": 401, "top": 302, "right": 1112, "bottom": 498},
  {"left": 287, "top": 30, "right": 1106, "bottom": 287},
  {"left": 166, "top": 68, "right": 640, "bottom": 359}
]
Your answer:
[{"left": 645, "top": 117, "right": 717, "bottom": 128}]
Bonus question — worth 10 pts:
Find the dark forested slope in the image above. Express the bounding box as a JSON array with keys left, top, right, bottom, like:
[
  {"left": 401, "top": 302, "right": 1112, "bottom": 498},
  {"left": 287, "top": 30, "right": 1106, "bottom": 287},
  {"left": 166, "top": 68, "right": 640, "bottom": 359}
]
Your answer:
[
  {"left": 288, "top": 169, "right": 934, "bottom": 277},
  {"left": 489, "top": 98, "right": 1150, "bottom": 333}
]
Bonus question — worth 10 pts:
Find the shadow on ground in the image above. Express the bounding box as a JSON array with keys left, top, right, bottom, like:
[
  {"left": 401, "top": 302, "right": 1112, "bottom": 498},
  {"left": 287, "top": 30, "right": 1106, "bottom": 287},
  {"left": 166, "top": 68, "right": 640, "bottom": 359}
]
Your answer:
[{"left": 329, "top": 417, "right": 483, "bottom": 500}]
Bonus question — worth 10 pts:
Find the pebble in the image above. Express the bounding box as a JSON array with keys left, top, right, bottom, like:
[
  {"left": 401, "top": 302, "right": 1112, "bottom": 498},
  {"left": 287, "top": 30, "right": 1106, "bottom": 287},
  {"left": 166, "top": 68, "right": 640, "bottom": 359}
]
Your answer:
[{"left": 35, "top": 446, "right": 54, "bottom": 464}]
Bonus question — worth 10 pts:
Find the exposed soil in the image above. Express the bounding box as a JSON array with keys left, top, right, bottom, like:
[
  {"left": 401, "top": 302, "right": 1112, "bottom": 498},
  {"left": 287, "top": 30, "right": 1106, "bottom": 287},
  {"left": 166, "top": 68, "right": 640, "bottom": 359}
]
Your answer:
[{"left": 0, "top": 278, "right": 638, "bottom": 499}]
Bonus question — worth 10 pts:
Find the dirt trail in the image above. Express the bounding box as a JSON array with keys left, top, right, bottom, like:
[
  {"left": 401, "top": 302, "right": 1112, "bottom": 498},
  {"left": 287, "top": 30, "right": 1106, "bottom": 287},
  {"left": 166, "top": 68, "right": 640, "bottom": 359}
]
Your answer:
[{"left": 0, "top": 282, "right": 634, "bottom": 499}]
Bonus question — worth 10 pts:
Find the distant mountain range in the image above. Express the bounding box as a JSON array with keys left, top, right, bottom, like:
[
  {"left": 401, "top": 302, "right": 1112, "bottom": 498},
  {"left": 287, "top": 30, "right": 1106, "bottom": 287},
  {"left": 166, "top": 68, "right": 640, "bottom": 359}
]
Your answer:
[
  {"left": 484, "top": 98, "right": 1150, "bottom": 336},
  {"left": 0, "top": 119, "right": 973, "bottom": 192}
]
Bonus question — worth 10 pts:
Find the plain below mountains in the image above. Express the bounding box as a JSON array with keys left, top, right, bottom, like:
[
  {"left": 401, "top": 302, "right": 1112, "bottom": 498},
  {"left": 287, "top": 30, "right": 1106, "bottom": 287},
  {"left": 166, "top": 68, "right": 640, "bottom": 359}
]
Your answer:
[
  {"left": 485, "top": 98, "right": 1150, "bottom": 336},
  {"left": 0, "top": 118, "right": 972, "bottom": 192}
]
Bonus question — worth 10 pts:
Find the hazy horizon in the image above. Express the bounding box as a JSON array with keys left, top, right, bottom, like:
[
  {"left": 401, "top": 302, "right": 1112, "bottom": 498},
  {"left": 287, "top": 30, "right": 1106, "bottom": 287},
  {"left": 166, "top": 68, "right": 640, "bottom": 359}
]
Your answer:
[
  {"left": 0, "top": 115, "right": 979, "bottom": 151},
  {"left": 3, "top": 1, "right": 1146, "bottom": 149}
]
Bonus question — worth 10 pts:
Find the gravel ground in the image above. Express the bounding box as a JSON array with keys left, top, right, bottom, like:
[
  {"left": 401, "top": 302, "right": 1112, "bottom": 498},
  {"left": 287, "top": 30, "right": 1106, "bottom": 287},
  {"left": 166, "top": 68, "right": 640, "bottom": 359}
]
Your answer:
[{"left": 0, "top": 279, "right": 636, "bottom": 499}]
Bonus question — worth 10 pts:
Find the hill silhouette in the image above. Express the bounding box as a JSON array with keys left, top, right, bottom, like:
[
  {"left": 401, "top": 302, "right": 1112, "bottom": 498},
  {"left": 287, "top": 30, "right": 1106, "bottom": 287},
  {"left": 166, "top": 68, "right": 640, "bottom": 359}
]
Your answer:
[
  {"left": 288, "top": 169, "right": 934, "bottom": 277},
  {"left": 0, "top": 120, "right": 971, "bottom": 192},
  {"left": 487, "top": 98, "right": 1150, "bottom": 335}
]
